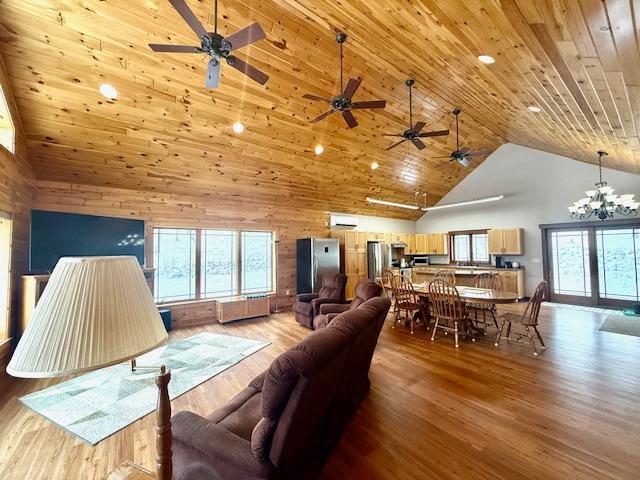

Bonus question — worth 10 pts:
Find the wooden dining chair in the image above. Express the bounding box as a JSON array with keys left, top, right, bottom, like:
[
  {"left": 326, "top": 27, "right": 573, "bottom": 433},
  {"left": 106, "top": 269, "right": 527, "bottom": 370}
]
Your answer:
[
  {"left": 429, "top": 279, "right": 474, "bottom": 348},
  {"left": 380, "top": 269, "right": 397, "bottom": 313},
  {"left": 433, "top": 269, "right": 456, "bottom": 286},
  {"left": 468, "top": 272, "right": 501, "bottom": 333},
  {"left": 494, "top": 281, "right": 548, "bottom": 356},
  {"left": 393, "top": 276, "right": 423, "bottom": 334}
]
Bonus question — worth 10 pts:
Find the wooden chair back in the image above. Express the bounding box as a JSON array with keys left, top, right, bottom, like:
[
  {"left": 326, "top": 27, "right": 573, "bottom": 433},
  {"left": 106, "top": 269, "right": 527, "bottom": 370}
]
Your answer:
[
  {"left": 428, "top": 279, "right": 465, "bottom": 322},
  {"left": 433, "top": 269, "right": 456, "bottom": 286},
  {"left": 520, "top": 281, "right": 547, "bottom": 326},
  {"left": 472, "top": 272, "right": 500, "bottom": 291},
  {"left": 380, "top": 269, "right": 396, "bottom": 301},
  {"left": 395, "top": 275, "right": 421, "bottom": 308}
]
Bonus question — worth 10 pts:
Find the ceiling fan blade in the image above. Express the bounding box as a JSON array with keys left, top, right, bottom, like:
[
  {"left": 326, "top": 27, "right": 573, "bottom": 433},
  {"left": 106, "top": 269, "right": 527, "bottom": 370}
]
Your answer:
[
  {"left": 386, "top": 139, "right": 408, "bottom": 151},
  {"left": 412, "top": 138, "right": 427, "bottom": 150},
  {"left": 310, "top": 109, "right": 336, "bottom": 123},
  {"left": 350, "top": 100, "right": 386, "bottom": 109},
  {"left": 205, "top": 59, "right": 220, "bottom": 88},
  {"left": 226, "top": 56, "right": 269, "bottom": 85},
  {"left": 418, "top": 129, "right": 450, "bottom": 138},
  {"left": 225, "top": 22, "right": 266, "bottom": 51},
  {"left": 466, "top": 150, "right": 492, "bottom": 157},
  {"left": 169, "top": 0, "right": 208, "bottom": 38},
  {"left": 412, "top": 121, "right": 426, "bottom": 133},
  {"left": 342, "top": 110, "right": 358, "bottom": 128},
  {"left": 302, "top": 93, "right": 332, "bottom": 103},
  {"left": 458, "top": 158, "right": 470, "bottom": 167},
  {"left": 459, "top": 147, "right": 471, "bottom": 155},
  {"left": 383, "top": 133, "right": 404, "bottom": 137},
  {"left": 342, "top": 78, "right": 361, "bottom": 100},
  {"left": 434, "top": 159, "right": 453, "bottom": 168},
  {"left": 431, "top": 156, "right": 454, "bottom": 159},
  {"left": 149, "top": 44, "right": 200, "bottom": 53}
]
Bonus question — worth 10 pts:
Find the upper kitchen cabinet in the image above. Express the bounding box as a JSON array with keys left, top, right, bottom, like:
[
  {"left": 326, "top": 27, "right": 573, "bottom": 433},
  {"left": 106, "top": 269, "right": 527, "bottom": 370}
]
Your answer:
[
  {"left": 415, "top": 234, "right": 428, "bottom": 254},
  {"left": 488, "top": 228, "right": 524, "bottom": 255},
  {"left": 426, "top": 233, "right": 448, "bottom": 255}
]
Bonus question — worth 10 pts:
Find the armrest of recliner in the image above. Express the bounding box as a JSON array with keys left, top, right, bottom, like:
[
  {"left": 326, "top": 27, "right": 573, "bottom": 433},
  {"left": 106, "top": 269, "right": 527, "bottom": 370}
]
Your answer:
[
  {"left": 295, "top": 292, "right": 318, "bottom": 303},
  {"left": 311, "top": 297, "right": 344, "bottom": 316},
  {"left": 319, "top": 303, "right": 351, "bottom": 315},
  {"left": 172, "top": 411, "right": 271, "bottom": 478}
]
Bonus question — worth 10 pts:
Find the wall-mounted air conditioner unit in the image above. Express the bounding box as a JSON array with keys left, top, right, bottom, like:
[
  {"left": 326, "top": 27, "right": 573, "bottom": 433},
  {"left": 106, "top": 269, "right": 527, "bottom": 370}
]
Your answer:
[{"left": 329, "top": 214, "right": 359, "bottom": 230}]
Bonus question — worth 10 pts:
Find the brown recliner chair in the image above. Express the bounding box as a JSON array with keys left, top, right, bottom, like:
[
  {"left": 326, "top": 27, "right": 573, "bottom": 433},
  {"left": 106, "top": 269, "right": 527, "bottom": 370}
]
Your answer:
[
  {"left": 313, "top": 279, "right": 383, "bottom": 329},
  {"left": 321, "top": 296, "right": 391, "bottom": 457},
  {"left": 172, "top": 323, "right": 355, "bottom": 480},
  {"left": 292, "top": 273, "right": 347, "bottom": 329}
]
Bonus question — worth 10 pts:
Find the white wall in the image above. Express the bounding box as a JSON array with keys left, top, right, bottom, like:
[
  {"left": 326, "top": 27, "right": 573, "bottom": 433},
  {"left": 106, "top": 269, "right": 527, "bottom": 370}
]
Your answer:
[
  {"left": 330, "top": 212, "right": 416, "bottom": 233},
  {"left": 416, "top": 143, "right": 640, "bottom": 294}
]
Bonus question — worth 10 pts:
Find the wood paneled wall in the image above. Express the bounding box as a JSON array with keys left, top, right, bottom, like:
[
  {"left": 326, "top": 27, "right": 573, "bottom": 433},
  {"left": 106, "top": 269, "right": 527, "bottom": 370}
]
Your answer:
[
  {"left": 33, "top": 180, "right": 330, "bottom": 327},
  {"left": 0, "top": 55, "right": 35, "bottom": 369}
]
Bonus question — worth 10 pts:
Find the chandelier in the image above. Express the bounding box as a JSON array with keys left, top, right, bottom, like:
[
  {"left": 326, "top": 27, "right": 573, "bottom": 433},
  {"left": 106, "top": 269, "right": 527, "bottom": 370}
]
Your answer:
[{"left": 568, "top": 151, "right": 638, "bottom": 220}]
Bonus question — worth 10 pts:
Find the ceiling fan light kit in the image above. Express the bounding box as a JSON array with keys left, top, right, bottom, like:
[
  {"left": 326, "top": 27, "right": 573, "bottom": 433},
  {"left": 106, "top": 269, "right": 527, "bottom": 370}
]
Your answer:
[
  {"left": 568, "top": 151, "right": 638, "bottom": 220},
  {"left": 149, "top": 0, "right": 269, "bottom": 88},
  {"left": 302, "top": 32, "right": 387, "bottom": 129}
]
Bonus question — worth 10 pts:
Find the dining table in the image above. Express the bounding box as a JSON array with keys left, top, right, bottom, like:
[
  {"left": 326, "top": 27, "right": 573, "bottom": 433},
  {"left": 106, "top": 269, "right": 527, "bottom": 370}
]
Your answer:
[{"left": 406, "top": 284, "right": 520, "bottom": 331}]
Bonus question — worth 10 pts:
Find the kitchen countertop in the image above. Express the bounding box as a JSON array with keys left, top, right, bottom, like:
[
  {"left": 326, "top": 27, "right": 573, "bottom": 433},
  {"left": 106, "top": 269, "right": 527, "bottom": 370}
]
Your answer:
[{"left": 395, "top": 264, "right": 525, "bottom": 271}]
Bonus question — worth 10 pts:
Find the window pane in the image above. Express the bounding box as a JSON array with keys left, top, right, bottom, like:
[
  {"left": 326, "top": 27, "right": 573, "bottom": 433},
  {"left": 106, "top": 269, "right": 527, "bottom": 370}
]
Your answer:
[
  {"left": 471, "top": 233, "right": 489, "bottom": 262},
  {"left": 241, "top": 231, "right": 274, "bottom": 295},
  {"left": 596, "top": 228, "right": 640, "bottom": 301},
  {"left": 453, "top": 234, "right": 470, "bottom": 262},
  {"left": 0, "top": 217, "right": 11, "bottom": 341},
  {"left": 153, "top": 228, "right": 196, "bottom": 302},
  {"left": 202, "top": 230, "right": 237, "bottom": 298},
  {"left": 550, "top": 230, "right": 591, "bottom": 297},
  {"left": 0, "top": 84, "right": 15, "bottom": 154}
]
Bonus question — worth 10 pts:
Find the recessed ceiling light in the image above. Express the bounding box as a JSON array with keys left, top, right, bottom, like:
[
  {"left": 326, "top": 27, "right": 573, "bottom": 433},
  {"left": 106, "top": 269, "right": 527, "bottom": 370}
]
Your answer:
[
  {"left": 314, "top": 144, "right": 324, "bottom": 155},
  {"left": 232, "top": 121, "right": 245, "bottom": 133},
  {"left": 370, "top": 161, "right": 379, "bottom": 170},
  {"left": 528, "top": 106, "right": 542, "bottom": 113},
  {"left": 99, "top": 83, "right": 118, "bottom": 100},
  {"left": 477, "top": 55, "right": 495, "bottom": 64}
]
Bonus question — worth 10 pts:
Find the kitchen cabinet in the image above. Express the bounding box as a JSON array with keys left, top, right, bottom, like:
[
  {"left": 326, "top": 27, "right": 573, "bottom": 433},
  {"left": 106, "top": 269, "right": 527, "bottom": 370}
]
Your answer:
[
  {"left": 408, "top": 235, "right": 417, "bottom": 254},
  {"left": 488, "top": 228, "right": 524, "bottom": 255},
  {"left": 426, "top": 233, "right": 448, "bottom": 255},
  {"left": 415, "top": 234, "right": 428, "bottom": 254},
  {"left": 331, "top": 230, "right": 369, "bottom": 299},
  {"left": 496, "top": 269, "right": 525, "bottom": 297}
]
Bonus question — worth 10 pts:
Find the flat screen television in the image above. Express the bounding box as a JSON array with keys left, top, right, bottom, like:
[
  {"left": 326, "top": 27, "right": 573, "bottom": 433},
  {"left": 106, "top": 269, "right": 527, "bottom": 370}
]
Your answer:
[{"left": 30, "top": 210, "right": 145, "bottom": 273}]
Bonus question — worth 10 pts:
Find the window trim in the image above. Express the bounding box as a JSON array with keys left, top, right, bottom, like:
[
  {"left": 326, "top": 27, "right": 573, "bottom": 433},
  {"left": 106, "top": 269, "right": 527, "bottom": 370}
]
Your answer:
[
  {"left": 448, "top": 229, "right": 490, "bottom": 264},
  {"left": 0, "top": 83, "right": 16, "bottom": 155},
  {"left": 152, "top": 226, "right": 277, "bottom": 305}
]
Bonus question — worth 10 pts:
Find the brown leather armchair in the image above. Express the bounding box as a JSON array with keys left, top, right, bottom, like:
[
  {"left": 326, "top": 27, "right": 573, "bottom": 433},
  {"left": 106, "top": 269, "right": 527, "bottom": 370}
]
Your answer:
[
  {"left": 313, "top": 280, "right": 383, "bottom": 329},
  {"left": 292, "top": 273, "right": 347, "bottom": 329}
]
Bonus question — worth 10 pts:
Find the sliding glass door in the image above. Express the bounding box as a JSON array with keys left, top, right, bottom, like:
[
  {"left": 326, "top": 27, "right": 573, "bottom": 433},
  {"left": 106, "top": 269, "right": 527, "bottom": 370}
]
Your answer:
[
  {"left": 543, "top": 221, "right": 640, "bottom": 307},
  {"left": 547, "top": 229, "right": 594, "bottom": 304}
]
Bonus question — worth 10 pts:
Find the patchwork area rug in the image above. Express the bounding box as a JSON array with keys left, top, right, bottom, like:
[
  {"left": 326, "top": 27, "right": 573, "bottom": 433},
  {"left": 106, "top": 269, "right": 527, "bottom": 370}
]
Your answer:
[
  {"left": 600, "top": 314, "right": 640, "bottom": 338},
  {"left": 20, "top": 332, "right": 269, "bottom": 445}
]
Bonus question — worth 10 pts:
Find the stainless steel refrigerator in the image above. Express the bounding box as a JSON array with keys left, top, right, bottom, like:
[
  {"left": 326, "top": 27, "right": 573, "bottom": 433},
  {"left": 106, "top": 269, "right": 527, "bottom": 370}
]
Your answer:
[
  {"left": 367, "top": 241, "right": 391, "bottom": 282},
  {"left": 296, "top": 238, "right": 341, "bottom": 293}
]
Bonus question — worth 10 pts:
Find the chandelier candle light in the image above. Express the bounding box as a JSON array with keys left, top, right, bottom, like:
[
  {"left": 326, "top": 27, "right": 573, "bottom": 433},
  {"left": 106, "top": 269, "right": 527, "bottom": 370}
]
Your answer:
[{"left": 568, "top": 151, "right": 638, "bottom": 220}]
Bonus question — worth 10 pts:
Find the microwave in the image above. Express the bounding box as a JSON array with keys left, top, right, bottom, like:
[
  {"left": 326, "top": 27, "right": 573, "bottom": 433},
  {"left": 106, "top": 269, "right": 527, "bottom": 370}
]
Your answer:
[{"left": 413, "top": 256, "right": 430, "bottom": 265}]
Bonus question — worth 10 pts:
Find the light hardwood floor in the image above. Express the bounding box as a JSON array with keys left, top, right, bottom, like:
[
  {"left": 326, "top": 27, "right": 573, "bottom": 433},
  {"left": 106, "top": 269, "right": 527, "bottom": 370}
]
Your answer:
[{"left": 1, "top": 303, "right": 639, "bottom": 479}]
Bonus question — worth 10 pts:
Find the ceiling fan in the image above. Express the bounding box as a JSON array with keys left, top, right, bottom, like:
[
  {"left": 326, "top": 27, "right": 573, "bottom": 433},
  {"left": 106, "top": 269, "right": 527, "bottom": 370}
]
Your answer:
[
  {"left": 433, "top": 109, "right": 491, "bottom": 167},
  {"left": 384, "top": 79, "right": 449, "bottom": 151},
  {"left": 148, "top": 0, "right": 269, "bottom": 88},
  {"left": 302, "top": 32, "right": 386, "bottom": 128}
]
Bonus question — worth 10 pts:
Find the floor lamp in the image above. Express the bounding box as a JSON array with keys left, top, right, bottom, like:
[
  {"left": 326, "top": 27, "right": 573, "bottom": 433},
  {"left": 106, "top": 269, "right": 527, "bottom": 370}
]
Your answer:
[{"left": 7, "top": 256, "right": 172, "bottom": 479}]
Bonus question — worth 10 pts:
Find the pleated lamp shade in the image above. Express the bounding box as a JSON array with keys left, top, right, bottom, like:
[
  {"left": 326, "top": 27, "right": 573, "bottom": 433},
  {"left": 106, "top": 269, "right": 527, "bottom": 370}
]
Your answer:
[{"left": 7, "top": 256, "right": 168, "bottom": 378}]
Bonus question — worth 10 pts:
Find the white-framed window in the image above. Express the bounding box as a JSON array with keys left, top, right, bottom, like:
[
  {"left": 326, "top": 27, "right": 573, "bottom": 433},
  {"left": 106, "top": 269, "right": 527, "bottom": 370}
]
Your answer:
[
  {"left": 450, "top": 230, "right": 490, "bottom": 263},
  {"left": 153, "top": 227, "right": 275, "bottom": 303},
  {"left": 0, "top": 84, "right": 15, "bottom": 154},
  {"left": 0, "top": 215, "right": 12, "bottom": 341}
]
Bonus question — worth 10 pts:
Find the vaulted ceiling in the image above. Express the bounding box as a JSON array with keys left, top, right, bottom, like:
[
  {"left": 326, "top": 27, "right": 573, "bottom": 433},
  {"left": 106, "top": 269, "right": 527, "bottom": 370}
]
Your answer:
[{"left": 1, "top": 0, "right": 639, "bottom": 220}]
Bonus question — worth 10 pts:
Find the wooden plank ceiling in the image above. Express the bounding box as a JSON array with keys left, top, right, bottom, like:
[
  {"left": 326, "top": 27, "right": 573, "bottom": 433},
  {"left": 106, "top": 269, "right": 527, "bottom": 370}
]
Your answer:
[{"left": 1, "top": 0, "right": 639, "bottom": 220}]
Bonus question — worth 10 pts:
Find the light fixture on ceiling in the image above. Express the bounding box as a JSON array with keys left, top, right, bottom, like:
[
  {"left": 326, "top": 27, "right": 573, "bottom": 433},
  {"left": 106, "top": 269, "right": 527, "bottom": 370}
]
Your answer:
[
  {"left": 477, "top": 55, "right": 495, "bottom": 64},
  {"left": 422, "top": 195, "right": 504, "bottom": 211},
  {"left": 232, "top": 121, "right": 245, "bottom": 133},
  {"left": 568, "top": 151, "right": 638, "bottom": 220},
  {"left": 366, "top": 197, "right": 419, "bottom": 210},
  {"left": 99, "top": 83, "right": 118, "bottom": 100},
  {"left": 314, "top": 144, "right": 324, "bottom": 155},
  {"left": 370, "top": 161, "right": 379, "bottom": 170},
  {"left": 528, "top": 106, "right": 542, "bottom": 113}
]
